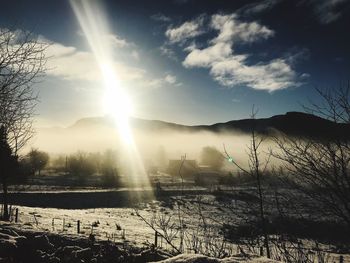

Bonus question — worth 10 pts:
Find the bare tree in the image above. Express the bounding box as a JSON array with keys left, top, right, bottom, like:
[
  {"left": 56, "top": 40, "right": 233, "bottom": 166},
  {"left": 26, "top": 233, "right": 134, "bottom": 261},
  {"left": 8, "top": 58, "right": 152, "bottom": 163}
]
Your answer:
[
  {"left": 27, "top": 148, "right": 49, "bottom": 176},
  {"left": 224, "top": 106, "right": 272, "bottom": 258},
  {"left": 273, "top": 83, "right": 350, "bottom": 227},
  {"left": 0, "top": 28, "right": 47, "bottom": 219}
]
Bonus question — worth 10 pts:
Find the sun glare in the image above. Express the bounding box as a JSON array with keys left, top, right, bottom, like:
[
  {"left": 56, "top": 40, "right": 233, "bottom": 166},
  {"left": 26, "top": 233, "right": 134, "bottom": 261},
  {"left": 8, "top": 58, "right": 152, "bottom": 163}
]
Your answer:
[
  {"left": 70, "top": 0, "right": 150, "bottom": 186},
  {"left": 101, "top": 63, "right": 134, "bottom": 145}
]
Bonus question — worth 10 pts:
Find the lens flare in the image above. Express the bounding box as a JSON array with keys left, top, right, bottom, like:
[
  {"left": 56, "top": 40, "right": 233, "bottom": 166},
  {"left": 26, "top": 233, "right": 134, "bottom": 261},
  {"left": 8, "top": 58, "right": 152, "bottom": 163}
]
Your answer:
[{"left": 70, "top": 0, "right": 150, "bottom": 187}]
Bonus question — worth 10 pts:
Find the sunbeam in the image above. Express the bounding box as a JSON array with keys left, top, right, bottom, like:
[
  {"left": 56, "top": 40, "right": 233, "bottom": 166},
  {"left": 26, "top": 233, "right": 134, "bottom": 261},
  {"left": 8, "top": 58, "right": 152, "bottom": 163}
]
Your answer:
[{"left": 70, "top": 0, "right": 151, "bottom": 188}]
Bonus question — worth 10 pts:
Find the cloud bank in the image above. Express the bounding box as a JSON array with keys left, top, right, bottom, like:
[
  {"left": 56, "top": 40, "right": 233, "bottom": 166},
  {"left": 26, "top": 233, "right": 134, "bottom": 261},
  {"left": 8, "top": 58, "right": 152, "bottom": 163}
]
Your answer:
[
  {"left": 165, "top": 14, "right": 300, "bottom": 92},
  {"left": 40, "top": 33, "right": 181, "bottom": 89},
  {"left": 165, "top": 16, "right": 205, "bottom": 44}
]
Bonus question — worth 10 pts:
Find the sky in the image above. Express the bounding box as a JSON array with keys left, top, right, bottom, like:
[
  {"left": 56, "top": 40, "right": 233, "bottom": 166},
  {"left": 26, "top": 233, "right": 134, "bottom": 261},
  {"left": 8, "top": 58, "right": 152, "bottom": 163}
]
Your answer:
[{"left": 0, "top": 0, "right": 349, "bottom": 127}]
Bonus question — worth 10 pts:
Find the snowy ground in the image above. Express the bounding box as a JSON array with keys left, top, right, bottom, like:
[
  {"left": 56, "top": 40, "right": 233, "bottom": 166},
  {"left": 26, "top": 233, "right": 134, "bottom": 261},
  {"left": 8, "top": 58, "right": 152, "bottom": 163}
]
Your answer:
[
  {"left": 15, "top": 205, "right": 155, "bottom": 247},
  {"left": 4, "top": 189, "right": 350, "bottom": 262}
]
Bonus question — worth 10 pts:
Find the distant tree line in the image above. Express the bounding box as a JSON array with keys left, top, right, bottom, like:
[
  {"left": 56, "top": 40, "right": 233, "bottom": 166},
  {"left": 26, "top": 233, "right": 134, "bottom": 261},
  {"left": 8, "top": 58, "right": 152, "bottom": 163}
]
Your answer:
[{"left": 51, "top": 150, "right": 120, "bottom": 187}]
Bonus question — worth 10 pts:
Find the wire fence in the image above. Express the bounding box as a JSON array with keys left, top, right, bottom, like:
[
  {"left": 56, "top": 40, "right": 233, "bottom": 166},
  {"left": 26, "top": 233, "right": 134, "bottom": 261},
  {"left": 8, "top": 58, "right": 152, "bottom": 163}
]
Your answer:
[{"left": 1, "top": 204, "right": 349, "bottom": 263}]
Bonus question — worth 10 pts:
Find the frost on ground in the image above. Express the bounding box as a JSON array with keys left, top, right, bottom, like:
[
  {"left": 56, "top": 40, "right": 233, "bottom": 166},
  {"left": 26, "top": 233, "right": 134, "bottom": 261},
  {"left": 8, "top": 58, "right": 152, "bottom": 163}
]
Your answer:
[
  {"left": 4, "top": 193, "right": 350, "bottom": 262},
  {"left": 0, "top": 222, "right": 281, "bottom": 263},
  {"left": 150, "top": 254, "right": 280, "bottom": 263},
  {"left": 15, "top": 205, "right": 156, "bottom": 247}
]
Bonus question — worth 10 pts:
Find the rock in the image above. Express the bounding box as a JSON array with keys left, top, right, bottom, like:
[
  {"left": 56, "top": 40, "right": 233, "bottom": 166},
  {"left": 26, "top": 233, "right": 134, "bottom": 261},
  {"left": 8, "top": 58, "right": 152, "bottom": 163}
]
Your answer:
[
  {"left": 49, "top": 256, "right": 61, "bottom": 263},
  {"left": 62, "top": 245, "right": 83, "bottom": 254},
  {"left": 0, "top": 229, "right": 21, "bottom": 258},
  {"left": 54, "top": 245, "right": 79, "bottom": 257},
  {"left": 0, "top": 232, "right": 13, "bottom": 240},
  {"left": 0, "top": 228, "right": 19, "bottom": 237},
  {"left": 150, "top": 254, "right": 220, "bottom": 263},
  {"left": 139, "top": 249, "right": 170, "bottom": 262},
  {"left": 151, "top": 254, "right": 282, "bottom": 263},
  {"left": 38, "top": 251, "right": 61, "bottom": 263},
  {"left": 74, "top": 247, "right": 93, "bottom": 260},
  {"left": 34, "top": 234, "right": 54, "bottom": 250},
  {"left": 0, "top": 238, "right": 17, "bottom": 257},
  {"left": 14, "top": 235, "right": 28, "bottom": 248}
]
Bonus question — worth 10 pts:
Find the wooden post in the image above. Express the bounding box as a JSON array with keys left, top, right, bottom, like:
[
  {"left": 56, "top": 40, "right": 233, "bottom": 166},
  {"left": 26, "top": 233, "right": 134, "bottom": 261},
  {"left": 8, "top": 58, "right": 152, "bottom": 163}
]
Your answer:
[
  {"left": 63, "top": 218, "right": 65, "bottom": 231},
  {"left": 15, "top": 208, "right": 18, "bottom": 223},
  {"left": 33, "top": 214, "right": 38, "bottom": 226},
  {"left": 52, "top": 218, "right": 55, "bottom": 230},
  {"left": 9, "top": 205, "right": 12, "bottom": 220},
  {"left": 77, "top": 220, "right": 80, "bottom": 234},
  {"left": 339, "top": 255, "right": 344, "bottom": 263},
  {"left": 154, "top": 231, "right": 158, "bottom": 247},
  {"left": 260, "top": 246, "right": 264, "bottom": 256}
]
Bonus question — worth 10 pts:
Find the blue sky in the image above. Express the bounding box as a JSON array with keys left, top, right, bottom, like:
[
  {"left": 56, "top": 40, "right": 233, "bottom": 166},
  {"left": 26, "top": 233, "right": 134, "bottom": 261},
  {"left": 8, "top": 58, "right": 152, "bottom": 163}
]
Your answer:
[{"left": 1, "top": 0, "right": 349, "bottom": 126}]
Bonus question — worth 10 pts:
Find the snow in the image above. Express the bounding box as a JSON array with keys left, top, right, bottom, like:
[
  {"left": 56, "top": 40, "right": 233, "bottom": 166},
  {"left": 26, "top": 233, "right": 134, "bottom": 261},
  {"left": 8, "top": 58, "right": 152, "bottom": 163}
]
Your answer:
[{"left": 150, "top": 254, "right": 281, "bottom": 263}]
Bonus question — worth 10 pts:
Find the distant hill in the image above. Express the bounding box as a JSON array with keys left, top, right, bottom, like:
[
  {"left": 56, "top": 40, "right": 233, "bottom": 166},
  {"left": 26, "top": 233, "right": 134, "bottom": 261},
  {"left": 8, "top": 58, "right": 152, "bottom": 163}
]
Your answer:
[{"left": 68, "top": 112, "right": 350, "bottom": 140}]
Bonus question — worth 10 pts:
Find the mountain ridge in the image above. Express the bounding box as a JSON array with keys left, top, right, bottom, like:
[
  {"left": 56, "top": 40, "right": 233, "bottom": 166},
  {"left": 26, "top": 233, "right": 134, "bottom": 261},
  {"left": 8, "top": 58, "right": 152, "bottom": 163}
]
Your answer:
[{"left": 67, "top": 111, "right": 350, "bottom": 139}]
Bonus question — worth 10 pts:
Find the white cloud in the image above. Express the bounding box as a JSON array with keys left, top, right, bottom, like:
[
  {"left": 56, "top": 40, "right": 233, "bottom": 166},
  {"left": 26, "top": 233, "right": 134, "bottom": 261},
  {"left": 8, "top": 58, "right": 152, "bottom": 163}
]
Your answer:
[
  {"left": 183, "top": 42, "right": 234, "bottom": 68},
  {"left": 131, "top": 50, "right": 140, "bottom": 60},
  {"left": 44, "top": 39, "right": 181, "bottom": 92},
  {"left": 160, "top": 45, "right": 178, "bottom": 61},
  {"left": 237, "top": 0, "right": 349, "bottom": 24},
  {"left": 210, "top": 57, "right": 297, "bottom": 91},
  {"left": 237, "top": 0, "right": 283, "bottom": 16},
  {"left": 165, "top": 74, "right": 177, "bottom": 84},
  {"left": 308, "top": 0, "right": 349, "bottom": 24},
  {"left": 142, "top": 73, "right": 181, "bottom": 89},
  {"left": 211, "top": 14, "right": 274, "bottom": 44},
  {"left": 151, "top": 13, "right": 171, "bottom": 22},
  {"left": 45, "top": 40, "right": 145, "bottom": 83},
  {"left": 180, "top": 14, "right": 299, "bottom": 92},
  {"left": 104, "top": 33, "right": 131, "bottom": 48},
  {"left": 47, "top": 47, "right": 99, "bottom": 81},
  {"left": 165, "top": 17, "right": 204, "bottom": 44}
]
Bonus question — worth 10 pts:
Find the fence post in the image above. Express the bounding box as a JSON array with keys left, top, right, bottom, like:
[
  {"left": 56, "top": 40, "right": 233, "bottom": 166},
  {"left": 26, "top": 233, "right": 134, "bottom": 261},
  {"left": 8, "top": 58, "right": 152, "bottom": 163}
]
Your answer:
[
  {"left": 260, "top": 246, "right": 264, "bottom": 256},
  {"left": 8, "top": 205, "right": 12, "bottom": 221},
  {"left": 77, "top": 220, "right": 80, "bottom": 234},
  {"left": 339, "top": 255, "right": 344, "bottom": 263},
  {"left": 33, "top": 214, "right": 38, "bottom": 226},
  {"left": 15, "top": 208, "right": 18, "bottom": 223},
  {"left": 63, "top": 218, "right": 65, "bottom": 231},
  {"left": 154, "top": 231, "right": 158, "bottom": 247}
]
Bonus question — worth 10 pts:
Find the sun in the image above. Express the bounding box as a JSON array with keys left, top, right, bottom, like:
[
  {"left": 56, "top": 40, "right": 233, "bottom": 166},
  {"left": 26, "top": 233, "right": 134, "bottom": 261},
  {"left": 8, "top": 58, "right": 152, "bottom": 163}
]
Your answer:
[
  {"left": 101, "top": 63, "right": 134, "bottom": 145},
  {"left": 70, "top": 0, "right": 151, "bottom": 188}
]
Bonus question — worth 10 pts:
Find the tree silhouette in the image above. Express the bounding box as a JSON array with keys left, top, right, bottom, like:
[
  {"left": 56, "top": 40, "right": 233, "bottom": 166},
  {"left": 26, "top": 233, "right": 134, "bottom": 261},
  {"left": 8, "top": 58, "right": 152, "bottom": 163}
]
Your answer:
[
  {"left": 224, "top": 107, "right": 272, "bottom": 258},
  {"left": 27, "top": 148, "right": 49, "bottom": 176},
  {"left": 200, "top": 146, "right": 224, "bottom": 170},
  {"left": 0, "top": 127, "right": 18, "bottom": 220},
  {"left": 0, "top": 28, "right": 47, "bottom": 219},
  {"left": 274, "top": 84, "right": 350, "bottom": 228}
]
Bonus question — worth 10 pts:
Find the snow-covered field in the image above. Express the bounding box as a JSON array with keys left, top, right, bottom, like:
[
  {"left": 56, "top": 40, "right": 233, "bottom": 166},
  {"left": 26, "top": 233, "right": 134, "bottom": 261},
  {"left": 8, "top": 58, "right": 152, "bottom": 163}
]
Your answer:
[
  {"left": 16, "top": 205, "right": 155, "bottom": 246},
  {"left": 5, "top": 191, "right": 350, "bottom": 262}
]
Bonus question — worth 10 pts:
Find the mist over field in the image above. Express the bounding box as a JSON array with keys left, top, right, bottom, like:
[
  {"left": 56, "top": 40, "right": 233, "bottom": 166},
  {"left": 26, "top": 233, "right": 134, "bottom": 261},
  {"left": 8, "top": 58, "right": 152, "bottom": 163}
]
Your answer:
[
  {"left": 1, "top": 0, "right": 350, "bottom": 262},
  {"left": 33, "top": 121, "right": 274, "bottom": 170}
]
